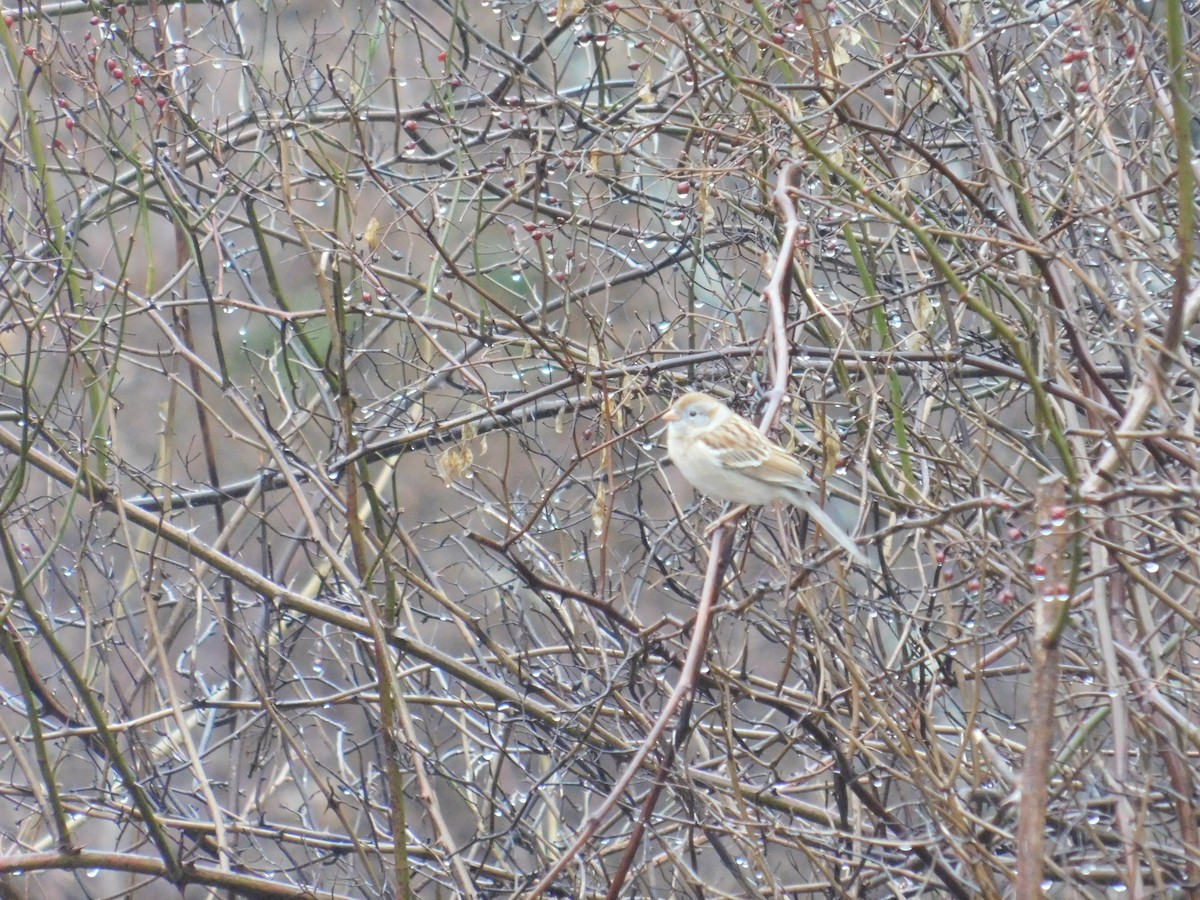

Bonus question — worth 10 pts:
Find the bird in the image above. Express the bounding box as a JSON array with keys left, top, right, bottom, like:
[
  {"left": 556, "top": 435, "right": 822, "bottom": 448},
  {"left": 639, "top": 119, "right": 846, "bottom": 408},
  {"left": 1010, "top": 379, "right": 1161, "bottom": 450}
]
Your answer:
[{"left": 662, "top": 391, "right": 869, "bottom": 565}]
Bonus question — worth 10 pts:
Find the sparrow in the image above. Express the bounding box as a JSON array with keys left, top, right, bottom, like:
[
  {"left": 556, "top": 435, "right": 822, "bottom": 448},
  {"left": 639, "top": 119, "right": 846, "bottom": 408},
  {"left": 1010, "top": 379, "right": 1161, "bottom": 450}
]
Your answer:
[{"left": 663, "top": 391, "right": 868, "bottom": 565}]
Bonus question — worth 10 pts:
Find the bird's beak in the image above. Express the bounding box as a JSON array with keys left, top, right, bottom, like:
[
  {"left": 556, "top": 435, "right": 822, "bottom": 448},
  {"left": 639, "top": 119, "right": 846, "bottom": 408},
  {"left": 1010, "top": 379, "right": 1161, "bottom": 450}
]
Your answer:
[{"left": 662, "top": 408, "right": 679, "bottom": 422}]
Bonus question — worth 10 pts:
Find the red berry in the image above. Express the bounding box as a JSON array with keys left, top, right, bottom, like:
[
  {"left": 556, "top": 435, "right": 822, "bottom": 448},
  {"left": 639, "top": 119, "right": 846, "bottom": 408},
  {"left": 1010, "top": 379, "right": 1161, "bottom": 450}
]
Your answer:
[{"left": 403, "top": 119, "right": 418, "bottom": 131}]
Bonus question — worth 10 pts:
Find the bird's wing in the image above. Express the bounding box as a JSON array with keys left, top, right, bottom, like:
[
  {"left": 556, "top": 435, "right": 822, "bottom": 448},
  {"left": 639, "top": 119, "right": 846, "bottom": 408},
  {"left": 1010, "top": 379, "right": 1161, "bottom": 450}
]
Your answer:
[
  {"left": 698, "top": 415, "right": 812, "bottom": 484},
  {"left": 695, "top": 414, "right": 775, "bottom": 470}
]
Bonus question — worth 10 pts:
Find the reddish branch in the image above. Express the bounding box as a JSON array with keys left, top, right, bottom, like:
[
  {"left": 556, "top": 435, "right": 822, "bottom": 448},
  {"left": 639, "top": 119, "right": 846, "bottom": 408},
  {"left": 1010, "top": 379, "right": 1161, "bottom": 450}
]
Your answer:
[{"left": 526, "top": 163, "right": 808, "bottom": 899}]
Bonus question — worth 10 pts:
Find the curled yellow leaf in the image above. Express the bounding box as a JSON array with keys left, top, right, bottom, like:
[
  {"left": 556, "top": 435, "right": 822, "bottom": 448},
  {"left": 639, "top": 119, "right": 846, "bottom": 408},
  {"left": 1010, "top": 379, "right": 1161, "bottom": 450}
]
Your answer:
[
  {"left": 363, "top": 217, "right": 381, "bottom": 252},
  {"left": 591, "top": 483, "right": 608, "bottom": 536},
  {"left": 436, "top": 444, "right": 474, "bottom": 485}
]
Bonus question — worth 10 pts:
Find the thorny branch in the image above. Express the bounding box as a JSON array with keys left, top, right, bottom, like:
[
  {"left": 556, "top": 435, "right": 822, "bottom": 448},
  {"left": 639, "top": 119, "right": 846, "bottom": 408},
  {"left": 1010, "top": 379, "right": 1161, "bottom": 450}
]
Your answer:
[{"left": 0, "top": 0, "right": 1198, "bottom": 897}]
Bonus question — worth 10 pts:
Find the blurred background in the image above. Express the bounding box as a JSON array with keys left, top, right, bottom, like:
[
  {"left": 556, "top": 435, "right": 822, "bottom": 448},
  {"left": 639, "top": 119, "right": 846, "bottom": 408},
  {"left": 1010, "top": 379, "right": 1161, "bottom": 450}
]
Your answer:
[{"left": 0, "top": 0, "right": 1197, "bottom": 896}]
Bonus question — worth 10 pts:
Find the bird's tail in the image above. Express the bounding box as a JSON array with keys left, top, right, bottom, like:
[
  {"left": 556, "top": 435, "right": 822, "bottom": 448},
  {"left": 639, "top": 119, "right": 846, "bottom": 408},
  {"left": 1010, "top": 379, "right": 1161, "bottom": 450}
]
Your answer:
[{"left": 797, "top": 499, "right": 871, "bottom": 567}]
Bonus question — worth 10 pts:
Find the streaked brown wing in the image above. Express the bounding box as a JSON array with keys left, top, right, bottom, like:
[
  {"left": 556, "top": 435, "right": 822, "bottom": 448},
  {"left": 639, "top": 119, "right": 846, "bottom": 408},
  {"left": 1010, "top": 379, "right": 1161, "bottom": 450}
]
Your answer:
[
  {"left": 699, "top": 413, "right": 813, "bottom": 489},
  {"left": 695, "top": 414, "right": 780, "bottom": 468}
]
